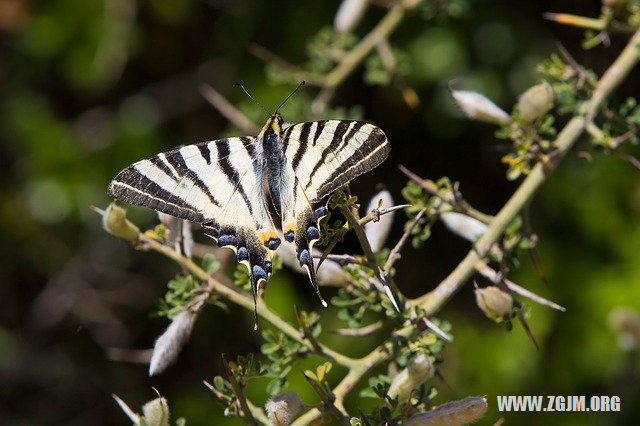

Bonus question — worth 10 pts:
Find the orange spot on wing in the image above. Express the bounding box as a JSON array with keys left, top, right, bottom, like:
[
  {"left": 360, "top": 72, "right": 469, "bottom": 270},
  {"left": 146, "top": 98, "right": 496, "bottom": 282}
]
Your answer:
[
  {"left": 284, "top": 223, "right": 295, "bottom": 234},
  {"left": 258, "top": 229, "right": 278, "bottom": 244}
]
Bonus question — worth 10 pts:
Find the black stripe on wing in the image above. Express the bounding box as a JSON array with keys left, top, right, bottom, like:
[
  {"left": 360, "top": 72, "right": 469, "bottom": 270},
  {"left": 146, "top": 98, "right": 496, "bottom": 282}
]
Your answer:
[
  {"left": 217, "top": 139, "right": 254, "bottom": 216},
  {"left": 108, "top": 167, "right": 206, "bottom": 222},
  {"left": 165, "top": 150, "right": 222, "bottom": 208},
  {"left": 314, "top": 125, "right": 390, "bottom": 201},
  {"left": 306, "top": 121, "right": 357, "bottom": 189}
]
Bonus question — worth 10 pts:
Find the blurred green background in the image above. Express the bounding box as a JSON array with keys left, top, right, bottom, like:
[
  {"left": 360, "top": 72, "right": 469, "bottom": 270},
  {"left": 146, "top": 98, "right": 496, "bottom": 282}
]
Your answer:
[{"left": 1, "top": 0, "right": 639, "bottom": 424}]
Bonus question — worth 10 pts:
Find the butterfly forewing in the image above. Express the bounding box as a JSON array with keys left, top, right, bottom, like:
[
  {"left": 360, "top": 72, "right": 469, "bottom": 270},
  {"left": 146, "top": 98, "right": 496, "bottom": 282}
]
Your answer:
[{"left": 281, "top": 120, "right": 390, "bottom": 203}]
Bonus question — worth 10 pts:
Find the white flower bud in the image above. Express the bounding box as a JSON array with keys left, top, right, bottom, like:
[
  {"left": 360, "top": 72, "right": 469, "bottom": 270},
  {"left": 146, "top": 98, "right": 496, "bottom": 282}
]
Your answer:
[
  {"left": 142, "top": 397, "right": 170, "bottom": 426},
  {"left": 518, "top": 81, "right": 554, "bottom": 122},
  {"left": 451, "top": 90, "right": 511, "bottom": 125},
  {"left": 387, "top": 353, "right": 433, "bottom": 404},
  {"left": 334, "top": 0, "right": 368, "bottom": 33},
  {"left": 364, "top": 189, "right": 395, "bottom": 252},
  {"left": 102, "top": 202, "right": 140, "bottom": 242},
  {"left": 608, "top": 306, "right": 640, "bottom": 351},
  {"left": 265, "top": 391, "right": 303, "bottom": 425},
  {"left": 441, "top": 212, "right": 487, "bottom": 242},
  {"left": 475, "top": 286, "right": 514, "bottom": 321},
  {"left": 149, "top": 310, "right": 195, "bottom": 376},
  {"left": 405, "top": 396, "right": 488, "bottom": 425}
]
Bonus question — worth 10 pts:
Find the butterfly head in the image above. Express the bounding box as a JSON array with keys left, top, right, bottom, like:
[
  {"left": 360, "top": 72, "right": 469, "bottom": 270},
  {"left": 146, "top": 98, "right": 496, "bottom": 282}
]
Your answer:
[{"left": 261, "top": 113, "right": 284, "bottom": 137}]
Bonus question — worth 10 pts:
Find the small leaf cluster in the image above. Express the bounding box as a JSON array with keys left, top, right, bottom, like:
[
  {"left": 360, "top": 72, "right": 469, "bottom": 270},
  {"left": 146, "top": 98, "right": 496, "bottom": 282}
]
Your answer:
[
  {"left": 261, "top": 329, "right": 306, "bottom": 395},
  {"left": 497, "top": 112, "right": 556, "bottom": 180},
  {"left": 156, "top": 255, "right": 225, "bottom": 318},
  {"left": 306, "top": 27, "right": 359, "bottom": 74},
  {"left": 211, "top": 354, "right": 264, "bottom": 417},
  {"left": 401, "top": 177, "right": 454, "bottom": 247},
  {"left": 537, "top": 54, "right": 596, "bottom": 115}
]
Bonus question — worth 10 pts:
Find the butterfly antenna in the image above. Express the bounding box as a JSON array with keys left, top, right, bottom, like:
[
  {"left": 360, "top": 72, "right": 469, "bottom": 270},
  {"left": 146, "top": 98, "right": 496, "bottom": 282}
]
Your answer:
[
  {"left": 234, "top": 82, "right": 271, "bottom": 115},
  {"left": 275, "top": 81, "right": 306, "bottom": 114}
]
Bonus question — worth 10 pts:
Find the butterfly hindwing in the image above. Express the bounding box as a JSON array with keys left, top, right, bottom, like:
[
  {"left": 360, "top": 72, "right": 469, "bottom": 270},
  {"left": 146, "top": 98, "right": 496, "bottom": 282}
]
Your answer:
[{"left": 108, "top": 137, "right": 280, "bottom": 325}]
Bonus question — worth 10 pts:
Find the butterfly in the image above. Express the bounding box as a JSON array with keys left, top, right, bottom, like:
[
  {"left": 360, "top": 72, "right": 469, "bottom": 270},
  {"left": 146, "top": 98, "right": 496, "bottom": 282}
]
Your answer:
[{"left": 108, "top": 107, "right": 390, "bottom": 327}]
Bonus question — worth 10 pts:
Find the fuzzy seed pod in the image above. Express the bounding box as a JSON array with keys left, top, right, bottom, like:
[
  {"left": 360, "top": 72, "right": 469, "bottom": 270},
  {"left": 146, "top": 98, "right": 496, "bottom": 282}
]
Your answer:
[
  {"left": 142, "top": 397, "right": 170, "bottom": 426},
  {"left": 265, "top": 391, "right": 303, "bottom": 425},
  {"left": 334, "top": 0, "right": 368, "bottom": 33},
  {"left": 475, "top": 286, "right": 514, "bottom": 321},
  {"left": 387, "top": 353, "right": 433, "bottom": 404},
  {"left": 518, "top": 81, "right": 554, "bottom": 122},
  {"left": 451, "top": 90, "right": 511, "bottom": 125},
  {"left": 440, "top": 212, "right": 487, "bottom": 242},
  {"left": 141, "top": 397, "right": 170, "bottom": 426},
  {"left": 364, "top": 189, "right": 395, "bottom": 252},
  {"left": 149, "top": 310, "right": 195, "bottom": 376},
  {"left": 405, "top": 396, "right": 488, "bottom": 425},
  {"left": 102, "top": 202, "right": 139, "bottom": 242}
]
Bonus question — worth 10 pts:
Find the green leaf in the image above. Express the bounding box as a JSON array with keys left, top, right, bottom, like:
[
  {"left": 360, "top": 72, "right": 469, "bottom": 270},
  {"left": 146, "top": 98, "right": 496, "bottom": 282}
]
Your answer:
[
  {"left": 261, "top": 342, "right": 280, "bottom": 355},
  {"left": 201, "top": 254, "right": 219, "bottom": 274}
]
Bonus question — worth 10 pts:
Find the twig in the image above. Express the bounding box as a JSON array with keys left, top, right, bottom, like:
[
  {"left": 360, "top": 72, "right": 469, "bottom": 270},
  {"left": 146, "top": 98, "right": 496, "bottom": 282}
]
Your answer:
[
  {"left": 199, "top": 84, "right": 260, "bottom": 134},
  {"left": 222, "top": 354, "right": 257, "bottom": 426},
  {"left": 312, "top": 0, "right": 423, "bottom": 114},
  {"left": 398, "top": 165, "right": 493, "bottom": 223},
  {"left": 338, "top": 203, "right": 402, "bottom": 309},
  {"left": 332, "top": 320, "right": 385, "bottom": 336},
  {"left": 618, "top": 151, "right": 640, "bottom": 170},
  {"left": 295, "top": 306, "right": 323, "bottom": 354},
  {"left": 384, "top": 208, "right": 425, "bottom": 272},
  {"left": 302, "top": 373, "right": 350, "bottom": 425}
]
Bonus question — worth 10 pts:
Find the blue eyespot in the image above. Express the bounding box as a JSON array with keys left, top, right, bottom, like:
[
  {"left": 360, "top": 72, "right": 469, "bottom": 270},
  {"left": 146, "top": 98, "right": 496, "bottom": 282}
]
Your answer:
[
  {"left": 284, "top": 230, "right": 295, "bottom": 242},
  {"left": 237, "top": 247, "right": 249, "bottom": 261},
  {"left": 306, "top": 226, "right": 320, "bottom": 240},
  {"left": 218, "top": 234, "right": 237, "bottom": 247},
  {"left": 266, "top": 238, "right": 281, "bottom": 250}
]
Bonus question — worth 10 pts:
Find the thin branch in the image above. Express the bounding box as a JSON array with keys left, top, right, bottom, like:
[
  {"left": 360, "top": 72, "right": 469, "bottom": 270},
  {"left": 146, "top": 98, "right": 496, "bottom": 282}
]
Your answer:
[
  {"left": 222, "top": 354, "right": 257, "bottom": 426},
  {"left": 384, "top": 208, "right": 425, "bottom": 272},
  {"left": 398, "top": 165, "right": 493, "bottom": 223},
  {"left": 332, "top": 320, "right": 385, "bottom": 336},
  {"left": 295, "top": 305, "right": 323, "bottom": 354},
  {"left": 339, "top": 203, "right": 402, "bottom": 309},
  {"left": 199, "top": 84, "right": 260, "bottom": 134},
  {"left": 302, "top": 373, "right": 350, "bottom": 425}
]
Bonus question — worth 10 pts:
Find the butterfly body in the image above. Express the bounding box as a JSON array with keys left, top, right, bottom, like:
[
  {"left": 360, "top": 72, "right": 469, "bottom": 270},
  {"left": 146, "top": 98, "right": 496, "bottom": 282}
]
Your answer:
[{"left": 108, "top": 113, "right": 390, "bottom": 326}]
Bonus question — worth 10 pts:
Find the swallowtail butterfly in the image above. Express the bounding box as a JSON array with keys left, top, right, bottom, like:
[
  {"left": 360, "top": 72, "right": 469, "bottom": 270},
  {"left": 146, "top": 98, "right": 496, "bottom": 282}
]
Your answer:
[{"left": 108, "top": 103, "right": 390, "bottom": 327}]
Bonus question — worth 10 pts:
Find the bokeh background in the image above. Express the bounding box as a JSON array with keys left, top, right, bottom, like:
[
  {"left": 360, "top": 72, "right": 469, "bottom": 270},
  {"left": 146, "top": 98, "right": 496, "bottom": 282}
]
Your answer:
[{"left": 2, "top": 0, "right": 639, "bottom": 424}]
